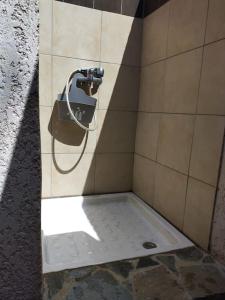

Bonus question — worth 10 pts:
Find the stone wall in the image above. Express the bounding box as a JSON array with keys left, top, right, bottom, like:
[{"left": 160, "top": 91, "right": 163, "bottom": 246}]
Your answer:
[{"left": 0, "top": 1, "right": 41, "bottom": 299}]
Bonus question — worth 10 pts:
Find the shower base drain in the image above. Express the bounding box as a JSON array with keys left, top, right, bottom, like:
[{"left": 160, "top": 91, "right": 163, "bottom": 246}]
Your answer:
[{"left": 142, "top": 242, "right": 157, "bottom": 249}]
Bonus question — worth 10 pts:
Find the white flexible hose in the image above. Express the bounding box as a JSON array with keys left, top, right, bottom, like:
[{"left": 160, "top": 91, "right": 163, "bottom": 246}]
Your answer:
[{"left": 65, "top": 71, "right": 97, "bottom": 131}]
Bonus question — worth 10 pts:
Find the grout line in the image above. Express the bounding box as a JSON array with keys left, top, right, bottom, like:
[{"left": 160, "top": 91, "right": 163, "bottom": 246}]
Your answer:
[
  {"left": 131, "top": 152, "right": 135, "bottom": 193},
  {"left": 141, "top": 35, "right": 225, "bottom": 69},
  {"left": 165, "top": 0, "right": 171, "bottom": 60},
  {"left": 39, "top": 52, "right": 52, "bottom": 57},
  {"left": 93, "top": 152, "right": 97, "bottom": 194},
  {"left": 154, "top": 112, "right": 162, "bottom": 165},
  {"left": 204, "top": 0, "right": 210, "bottom": 45},
  {"left": 182, "top": 0, "right": 209, "bottom": 230},
  {"left": 137, "top": 110, "right": 225, "bottom": 117},
  {"left": 182, "top": 116, "right": 196, "bottom": 230},
  {"left": 99, "top": 10, "right": 103, "bottom": 64},
  {"left": 42, "top": 151, "right": 135, "bottom": 155},
  {"left": 131, "top": 13, "right": 144, "bottom": 187},
  {"left": 135, "top": 152, "right": 217, "bottom": 189},
  {"left": 153, "top": 0, "right": 170, "bottom": 169},
  {"left": 50, "top": 0, "right": 54, "bottom": 197},
  {"left": 181, "top": 117, "right": 196, "bottom": 228},
  {"left": 181, "top": 0, "right": 210, "bottom": 230},
  {"left": 92, "top": 0, "right": 100, "bottom": 198},
  {"left": 39, "top": 103, "right": 139, "bottom": 113},
  {"left": 49, "top": 53, "right": 141, "bottom": 69},
  {"left": 142, "top": 45, "right": 205, "bottom": 68},
  {"left": 97, "top": 108, "right": 137, "bottom": 113}
]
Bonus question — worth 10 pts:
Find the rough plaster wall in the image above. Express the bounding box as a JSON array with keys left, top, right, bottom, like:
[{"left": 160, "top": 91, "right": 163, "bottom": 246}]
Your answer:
[
  {"left": 0, "top": 1, "right": 41, "bottom": 299},
  {"left": 211, "top": 139, "right": 225, "bottom": 265}
]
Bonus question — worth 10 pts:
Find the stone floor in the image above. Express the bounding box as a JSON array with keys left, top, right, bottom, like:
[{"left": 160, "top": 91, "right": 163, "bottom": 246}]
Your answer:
[{"left": 43, "top": 247, "right": 225, "bottom": 300}]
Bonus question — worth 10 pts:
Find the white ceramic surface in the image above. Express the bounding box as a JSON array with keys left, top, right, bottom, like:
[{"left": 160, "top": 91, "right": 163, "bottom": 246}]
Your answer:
[{"left": 42, "top": 192, "right": 192, "bottom": 273}]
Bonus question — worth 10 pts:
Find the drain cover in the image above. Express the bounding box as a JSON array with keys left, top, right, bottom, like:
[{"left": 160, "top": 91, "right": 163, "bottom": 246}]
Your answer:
[{"left": 142, "top": 242, "right": 157, "bottom": 249}]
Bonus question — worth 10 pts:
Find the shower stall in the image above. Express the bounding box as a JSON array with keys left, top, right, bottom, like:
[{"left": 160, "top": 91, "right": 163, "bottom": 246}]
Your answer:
[{"left": 39, "top": 0, "right": 225, "bottom": 298}]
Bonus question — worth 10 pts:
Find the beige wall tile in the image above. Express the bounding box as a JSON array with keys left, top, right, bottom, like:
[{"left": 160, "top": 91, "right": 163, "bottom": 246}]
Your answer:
[
  {"left": 157, "top": 114, "right": 195, "bottom": 174},
  {"left": 167, "top": 0, "right": 208, "bottom": 56},
  {"left": 96, "top": 110, "right": 137, "bottom": 153},
  {"left": 39, "top": 0, "right": 52, "bottom": 54},
  {"left": 42, "top": 154, "right": 52, "bottom": 198},
  {"left": 53, "top": 2, "right": 101, "bottom": 60},
  {"left": 95, "top": 153, "right": 133, "bottom": 193},
  {"left": 135, "top": 112, "right": 160, "bottom": 160},
  {"left": 52, "top": 153, "right": 95, "bottom": 196},
  {"left": 139, "top": 61, "right": 165, "bottom": 112},
  {"left": 52, "top": 56, "right": 100, "bottom": 105},
  {"left": 40, "top": 106, "right": 52, "bottom": 154},
  {"left": 98, "top": 63, "right": 139, "bottom": 111},
  {"left": 198, "top": 40, "right": 225, "bottom": 115},
  {"left": 183, "top": 178, "right": 216, "bottom": 249},
  {"left": 50, "top": 102, "right": 96, "bottom": 154},
  {"left": 190, "top": 116, "right": 225, "bottom": 186},
  {"left": 133, "top": 154, "right": 156, "bottom": 206},
  {"left": 142, "top": 3, "right": 169, "bottom": 65},
  {"left": 39, "top": 54, "right": 52, "bottom": 106},
  {"left": 164, "top": 49, "right": 202, "bottom": 113},
  {"left": 206, "top": 0, "right": 225, "bottom": 43},
  {"left": 101, "top": 12, "right": 142, "bottom": 66},
  {"left": 142, "top": 3, "right": 169, "bottom": 66},
  {"left": 154, "top": 164, "right": 187, "bottom": 229}
]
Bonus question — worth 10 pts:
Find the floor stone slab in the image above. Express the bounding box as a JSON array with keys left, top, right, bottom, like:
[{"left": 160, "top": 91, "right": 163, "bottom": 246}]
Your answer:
[
  {"left": 66, "top": 270, "right": 132, "bottom": 300},
  {"left": 133, "top": 265, "right": 191, "bottom": 300},
  {"left": 43, "top": 246, "right": 225, "bottom": 300},
  {"left": 179, "top": 265, "right": 225, "bottom": 298}
]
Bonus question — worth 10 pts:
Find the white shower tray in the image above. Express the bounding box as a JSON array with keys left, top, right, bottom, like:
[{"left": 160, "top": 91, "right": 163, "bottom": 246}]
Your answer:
[{"left": 41, "top": 192, "right": 192, "bottom": 273}]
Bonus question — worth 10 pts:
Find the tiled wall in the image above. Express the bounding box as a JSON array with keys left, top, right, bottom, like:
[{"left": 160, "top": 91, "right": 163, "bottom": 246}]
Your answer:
[
  {"left": 134, "top": 0, "right": 225, "bottom": 250},
  {"left": 39, "top": 0, "right": 141, "bottom": 197}
]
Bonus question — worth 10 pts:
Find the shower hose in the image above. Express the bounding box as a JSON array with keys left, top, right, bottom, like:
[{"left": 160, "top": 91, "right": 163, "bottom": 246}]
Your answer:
[{"left": 65, "top": 70, "right": 97, "bottom": 131}]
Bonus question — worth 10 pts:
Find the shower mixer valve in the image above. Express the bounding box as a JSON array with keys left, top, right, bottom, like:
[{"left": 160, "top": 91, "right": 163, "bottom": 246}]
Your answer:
[
  {"left": 76, "top": 67, "right": 104, "bottom": 91},
  {"left": 58, "top": 67, "right": 104, "bottom": 131},
  {"left": 78, "top": 67, "right": 104, "bottom": 81}
]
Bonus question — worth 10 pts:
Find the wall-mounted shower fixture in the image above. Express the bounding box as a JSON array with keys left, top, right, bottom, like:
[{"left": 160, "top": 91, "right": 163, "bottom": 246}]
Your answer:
[{"left": 58, "top": 67, "right": 104, "bottom": 131}]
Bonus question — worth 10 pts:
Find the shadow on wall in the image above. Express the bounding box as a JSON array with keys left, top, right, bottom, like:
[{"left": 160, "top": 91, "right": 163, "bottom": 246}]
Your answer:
[
  {"left": 0, "top": 68, "right": 42, "bottom": 299},
  {"left": 49, "top": 102, "right": 88, "bottom": 174}
]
